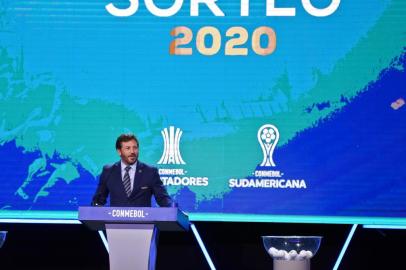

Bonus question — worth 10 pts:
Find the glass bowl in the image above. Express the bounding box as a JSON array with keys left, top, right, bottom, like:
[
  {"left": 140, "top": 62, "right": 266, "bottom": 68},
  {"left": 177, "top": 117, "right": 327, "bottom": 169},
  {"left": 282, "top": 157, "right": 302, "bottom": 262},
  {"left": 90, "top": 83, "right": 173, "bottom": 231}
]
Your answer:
[{"left": 262, "top": 236, "right": 322, "bottom": 261}]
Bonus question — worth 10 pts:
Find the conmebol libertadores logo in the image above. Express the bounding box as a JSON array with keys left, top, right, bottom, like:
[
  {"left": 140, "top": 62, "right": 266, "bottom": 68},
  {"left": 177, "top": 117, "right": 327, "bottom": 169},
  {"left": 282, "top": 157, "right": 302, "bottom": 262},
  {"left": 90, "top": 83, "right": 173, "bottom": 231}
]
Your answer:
[
  {"left": 157, "top": 126, "right": 209, "bottom": 187},
  {"left": 158, "top": 126, "right": 186, "bottom": 165}
]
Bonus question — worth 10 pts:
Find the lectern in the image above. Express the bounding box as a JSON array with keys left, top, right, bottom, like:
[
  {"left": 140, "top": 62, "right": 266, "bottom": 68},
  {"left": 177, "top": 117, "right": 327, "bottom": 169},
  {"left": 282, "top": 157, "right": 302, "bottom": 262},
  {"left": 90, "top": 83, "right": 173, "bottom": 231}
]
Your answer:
[{"left": 79, "top": 206, "right": 189, "bottom": 270}]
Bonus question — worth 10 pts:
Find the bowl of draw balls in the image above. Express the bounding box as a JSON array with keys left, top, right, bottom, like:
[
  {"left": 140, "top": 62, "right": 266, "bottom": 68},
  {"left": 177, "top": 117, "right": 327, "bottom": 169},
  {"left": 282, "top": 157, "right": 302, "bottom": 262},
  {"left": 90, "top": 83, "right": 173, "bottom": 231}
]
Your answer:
[{"left": 262, "top": 236, "right": 322, "bottom": 261}]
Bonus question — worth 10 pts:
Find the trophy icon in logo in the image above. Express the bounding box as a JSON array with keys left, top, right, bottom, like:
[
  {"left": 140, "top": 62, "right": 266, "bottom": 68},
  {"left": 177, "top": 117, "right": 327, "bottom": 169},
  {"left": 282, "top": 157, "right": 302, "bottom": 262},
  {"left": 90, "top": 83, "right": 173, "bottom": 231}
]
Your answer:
[
  {"left": 258, "top": 124, "right": 279, "bottom": 167},
  {"left": 158, "top": 126, "right": 186, "bottom": 165}
]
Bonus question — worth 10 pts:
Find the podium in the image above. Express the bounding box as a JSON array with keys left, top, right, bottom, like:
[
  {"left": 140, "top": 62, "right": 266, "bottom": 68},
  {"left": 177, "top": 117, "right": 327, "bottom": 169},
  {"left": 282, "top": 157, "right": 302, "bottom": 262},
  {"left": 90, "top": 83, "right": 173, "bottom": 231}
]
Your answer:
[{"left": 79, "top": 206, "right": 189, "bottom": 270}]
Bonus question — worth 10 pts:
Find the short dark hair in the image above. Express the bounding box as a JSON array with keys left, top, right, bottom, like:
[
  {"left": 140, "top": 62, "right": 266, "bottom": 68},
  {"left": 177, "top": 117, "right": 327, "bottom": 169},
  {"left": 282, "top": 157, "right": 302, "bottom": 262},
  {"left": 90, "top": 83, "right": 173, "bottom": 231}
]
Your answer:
[{"left": 115, "top": 133, "right": 139, "bottom": 149}]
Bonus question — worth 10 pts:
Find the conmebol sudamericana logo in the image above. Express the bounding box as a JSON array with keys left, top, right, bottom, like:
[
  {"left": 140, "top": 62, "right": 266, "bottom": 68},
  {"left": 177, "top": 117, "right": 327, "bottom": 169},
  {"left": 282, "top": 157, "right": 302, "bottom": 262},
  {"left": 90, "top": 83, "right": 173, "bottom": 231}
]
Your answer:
[
  {"left": 258, "top": 124, "right": 279, "bottom": 167},
  {"left": 158, "top": 126, "right": 186, "bottom": 165}
]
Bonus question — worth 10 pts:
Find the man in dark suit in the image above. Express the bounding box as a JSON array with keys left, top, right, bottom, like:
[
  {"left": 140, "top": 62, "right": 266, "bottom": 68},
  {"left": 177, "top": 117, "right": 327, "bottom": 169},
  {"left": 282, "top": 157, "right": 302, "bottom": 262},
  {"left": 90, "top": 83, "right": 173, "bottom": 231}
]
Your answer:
[{"left": 92, "top": 133, "right": 173, "bottom": 207}]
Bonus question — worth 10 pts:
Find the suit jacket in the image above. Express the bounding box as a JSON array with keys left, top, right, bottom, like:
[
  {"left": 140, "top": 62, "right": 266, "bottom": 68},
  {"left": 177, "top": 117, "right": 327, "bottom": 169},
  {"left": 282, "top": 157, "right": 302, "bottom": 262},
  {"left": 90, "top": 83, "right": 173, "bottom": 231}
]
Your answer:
[{"left": 92, "top": 161, "right": 172, "bottom": 207}]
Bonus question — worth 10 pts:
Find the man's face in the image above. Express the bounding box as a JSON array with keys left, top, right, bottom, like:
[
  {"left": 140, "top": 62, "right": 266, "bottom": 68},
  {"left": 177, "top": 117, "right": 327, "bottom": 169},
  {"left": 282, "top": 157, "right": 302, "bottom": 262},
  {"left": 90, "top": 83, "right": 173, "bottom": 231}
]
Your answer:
[{"left": 117, "top": 139, "right": 139, "bottom": 165}]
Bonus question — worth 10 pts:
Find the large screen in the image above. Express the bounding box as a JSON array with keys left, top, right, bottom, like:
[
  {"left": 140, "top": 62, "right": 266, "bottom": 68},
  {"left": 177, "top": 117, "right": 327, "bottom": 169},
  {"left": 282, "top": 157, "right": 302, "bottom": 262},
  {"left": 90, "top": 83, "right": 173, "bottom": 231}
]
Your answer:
[{"left": 0, "top": 0, "right": 405, "bottom": 224}]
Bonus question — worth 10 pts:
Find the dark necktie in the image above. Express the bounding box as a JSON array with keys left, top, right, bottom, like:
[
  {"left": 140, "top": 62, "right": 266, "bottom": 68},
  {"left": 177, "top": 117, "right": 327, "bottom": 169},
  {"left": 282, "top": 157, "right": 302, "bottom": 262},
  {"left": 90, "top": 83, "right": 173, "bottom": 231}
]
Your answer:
[{"left": 123, "top": 166, "right": 132, "bottom": 197}]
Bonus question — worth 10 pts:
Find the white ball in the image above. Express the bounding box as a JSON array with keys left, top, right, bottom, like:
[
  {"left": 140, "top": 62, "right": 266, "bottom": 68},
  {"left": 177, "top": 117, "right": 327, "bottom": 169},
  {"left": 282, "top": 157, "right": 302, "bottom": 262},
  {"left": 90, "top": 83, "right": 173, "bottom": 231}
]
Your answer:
[
  {"left": 298, "top": 250, "right": 307, "bottom": 259},
  {"left": 289, "top": 250, "right": 298, "bottom": 258},
  {"left": 277, "top": 250, "right": 286, "bottom": 258},
  {"left": 268, "top": 247, "right": 278, "bottom": 256},
  {"left": 305, "top": 251, "right": 313, "bottom": 259}
]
